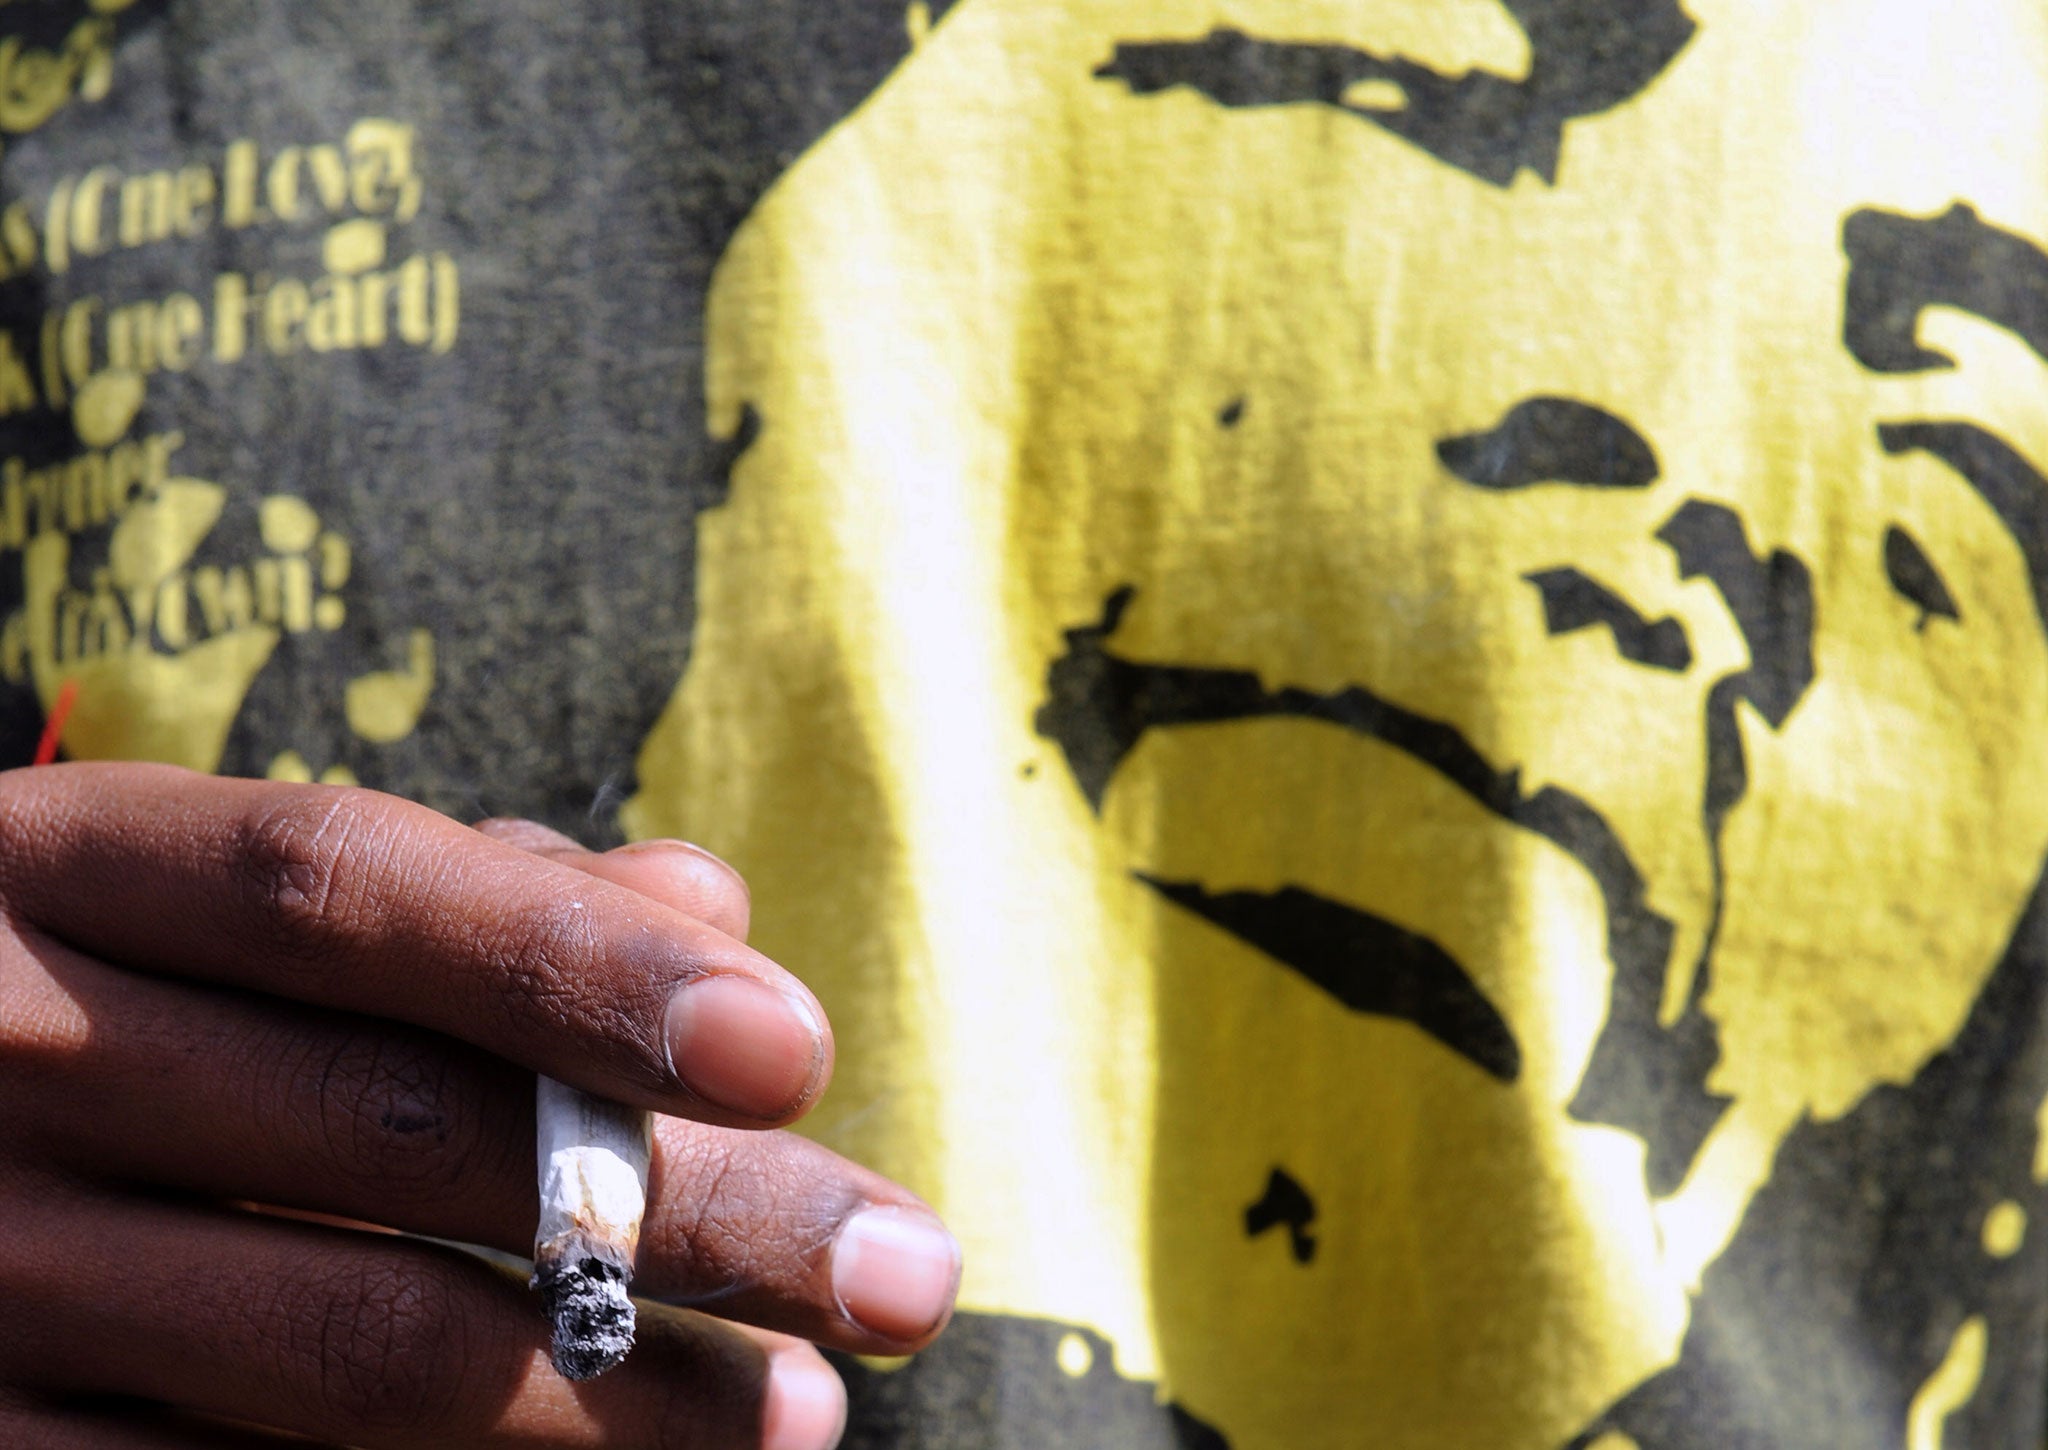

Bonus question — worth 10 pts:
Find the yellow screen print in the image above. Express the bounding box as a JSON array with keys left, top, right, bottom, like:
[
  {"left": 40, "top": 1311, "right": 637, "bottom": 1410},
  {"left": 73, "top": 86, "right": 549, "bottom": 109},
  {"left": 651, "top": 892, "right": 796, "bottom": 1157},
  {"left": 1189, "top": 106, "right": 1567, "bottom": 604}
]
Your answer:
[{"left": 627, "top": 3, "right": 2048, "bottom": 1446}]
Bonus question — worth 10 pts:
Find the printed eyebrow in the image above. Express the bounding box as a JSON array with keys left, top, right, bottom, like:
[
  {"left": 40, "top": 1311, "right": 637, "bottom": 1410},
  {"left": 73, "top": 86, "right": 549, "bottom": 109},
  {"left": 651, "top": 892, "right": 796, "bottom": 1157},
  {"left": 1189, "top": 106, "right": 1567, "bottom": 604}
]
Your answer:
[
  {"left": 1844, "top": 203, "right": 2048, "bottom": 374},
  {"left": 1436, "top": 396, "right": 1661, "bottom": 490},
  {"left": 1093, "top": 2, "right": 1698, "bottom": 190}
]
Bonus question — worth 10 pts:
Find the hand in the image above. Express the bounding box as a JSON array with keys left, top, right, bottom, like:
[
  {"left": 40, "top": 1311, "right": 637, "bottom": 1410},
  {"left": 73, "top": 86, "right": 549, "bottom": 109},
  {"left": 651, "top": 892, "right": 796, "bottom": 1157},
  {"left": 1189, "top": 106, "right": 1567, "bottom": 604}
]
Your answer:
[{"left": 0, "top": 762, "right": 960, "bottom": 1449}]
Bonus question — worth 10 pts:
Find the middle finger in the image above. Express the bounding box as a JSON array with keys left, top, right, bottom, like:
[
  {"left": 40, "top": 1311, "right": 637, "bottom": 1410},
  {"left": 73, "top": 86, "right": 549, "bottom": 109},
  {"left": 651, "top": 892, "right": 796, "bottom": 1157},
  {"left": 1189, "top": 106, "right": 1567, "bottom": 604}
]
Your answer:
[
  {"left": 3, "top": 1179, "right": 843, "bottom": 1450},
  {"left": 8, "top": 936, "right": 959, "bottom": 1355}
]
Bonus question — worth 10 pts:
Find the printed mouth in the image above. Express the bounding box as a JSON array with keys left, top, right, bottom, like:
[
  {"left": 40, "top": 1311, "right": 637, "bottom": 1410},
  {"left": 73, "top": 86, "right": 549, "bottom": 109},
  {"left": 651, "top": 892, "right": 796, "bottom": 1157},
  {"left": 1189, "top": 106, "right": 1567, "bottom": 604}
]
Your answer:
[{"left": 1034, "top": 585, "right": 1728, "bottom": 1191}]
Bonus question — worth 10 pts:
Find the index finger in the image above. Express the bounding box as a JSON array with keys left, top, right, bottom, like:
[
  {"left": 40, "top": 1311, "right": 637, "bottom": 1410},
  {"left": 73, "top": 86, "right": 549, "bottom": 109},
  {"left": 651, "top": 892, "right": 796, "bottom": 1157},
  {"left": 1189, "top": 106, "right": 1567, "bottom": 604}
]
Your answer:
[{"left": 0, "top": 762, "right": 831, "bottom": 1127}]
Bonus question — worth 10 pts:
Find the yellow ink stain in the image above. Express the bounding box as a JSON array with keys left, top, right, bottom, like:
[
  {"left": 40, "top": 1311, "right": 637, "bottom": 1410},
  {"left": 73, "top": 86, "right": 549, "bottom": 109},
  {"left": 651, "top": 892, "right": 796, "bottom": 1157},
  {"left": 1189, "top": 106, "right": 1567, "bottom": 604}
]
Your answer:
[
  {"left": 0, "top": 16, "right": 115, "bottom": 134},
  {"left": 108, "top": 479, "right": 223, "bottom": 595},
  {"left": 905, "top": 0, "right": 931, "bottom": 48},
  {"left": 2034, "top": 1092, "right": 2048, "bottom": 1183},
  {"left": 266, "top": 750, "right": 314, "bottom": 783},
  {"left": 258, "top": 495, "right": 321, "bottom": 554},
  {"left": 313, "top": 528, "right": 351, "bottom": 632},
  {"left": 323, "top": 217, "right": 388, "bottom": 276},
  {"left": 72, "top": 368, "right": 143, "bottom": 448},
  {"left": 74, "top": 22, "right": 113, "bottom": 101},
  {"left": 319, "top": 532, "right": 352, "bottom": 589},
  {"left": 1983, "top": 1201, "right": 2026, "bottom": 1259},
  {"left": 345, "top": 627, "right": 434, "bottom": 743},
  {"left": 39, "top": 473, "right": 280, "bottom": 770},
  {"left": 1340, "top": 78, "right": 1409, "bottom": 111},
  {"left": 1055, "top": 1331, "right": 1094, "bottom": 1379},
  {"left": 49, "top": 629, "right": 279, "bottom": 769},
  {"left": 1907, "top": 1316, "right": 1986, "bottom": 1450},
  {"left": 269, "top": 752, "right": 357, "bottom": 787}
]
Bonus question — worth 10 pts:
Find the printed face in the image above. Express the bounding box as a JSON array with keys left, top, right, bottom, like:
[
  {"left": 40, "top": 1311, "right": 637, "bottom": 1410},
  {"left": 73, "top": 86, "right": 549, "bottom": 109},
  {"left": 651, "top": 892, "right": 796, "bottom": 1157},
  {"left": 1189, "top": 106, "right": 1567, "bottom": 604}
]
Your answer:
[{"left": 629, "top": 3, "right": 2048, "bottom": 1445}]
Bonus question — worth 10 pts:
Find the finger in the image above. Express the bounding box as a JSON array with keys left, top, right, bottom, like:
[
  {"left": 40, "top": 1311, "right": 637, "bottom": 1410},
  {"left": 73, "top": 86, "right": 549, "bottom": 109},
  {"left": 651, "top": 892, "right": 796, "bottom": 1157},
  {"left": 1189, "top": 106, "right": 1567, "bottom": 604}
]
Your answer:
[
  {"left": 730, "top": 1331, "right": 849, "bottom": 1450},
  {"left": 0, "top": 1395, "right": 338, "bottom": 1449},
  {"left": 6, "top": 1183, "right": 849, "bottom": 1450},
  {"left": 472, "top": 820, "right": 751, "bottom": 942},
  {"left": 641, "top": 1120, "right": 961, "bottom": 1350},
  {"left": 10, "top": 941, "right": 959, "bottom": 1354},
  {"left": 468, "top": 818, "right": 584, "bottom": 854},
  {"left": 0, "top": 763, "right": 828, "bottom": 1127},
  {"left": 573, "top": 841, "right": 752, "bottom": 943}
]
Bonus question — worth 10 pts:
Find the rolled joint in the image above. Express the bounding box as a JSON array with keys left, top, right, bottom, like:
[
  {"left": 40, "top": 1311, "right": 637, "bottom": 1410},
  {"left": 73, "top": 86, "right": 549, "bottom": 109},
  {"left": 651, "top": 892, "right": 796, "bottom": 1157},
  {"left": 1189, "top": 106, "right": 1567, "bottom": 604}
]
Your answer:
[
  {"left": 533, "top": 1078, "right": 653, "bottom": 1380},
  {"left": 535, "top": 1143, "right": 649, "bottom": 1259}
]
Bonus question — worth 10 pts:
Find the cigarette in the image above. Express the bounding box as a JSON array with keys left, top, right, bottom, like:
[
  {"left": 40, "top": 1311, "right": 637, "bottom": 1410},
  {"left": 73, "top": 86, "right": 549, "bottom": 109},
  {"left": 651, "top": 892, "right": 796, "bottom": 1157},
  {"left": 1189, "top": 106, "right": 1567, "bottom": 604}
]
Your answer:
[{"left": 532, "top": 1076, "right": 653, "bottom": 1380}]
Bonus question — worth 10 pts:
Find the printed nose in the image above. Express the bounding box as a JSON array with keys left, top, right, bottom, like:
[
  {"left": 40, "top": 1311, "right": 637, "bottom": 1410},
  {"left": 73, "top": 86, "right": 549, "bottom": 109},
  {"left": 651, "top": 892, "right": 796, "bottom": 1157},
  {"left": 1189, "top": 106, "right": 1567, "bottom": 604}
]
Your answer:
[{"left": 1522, "top": 566, "right": 1693, "bottom": 673}]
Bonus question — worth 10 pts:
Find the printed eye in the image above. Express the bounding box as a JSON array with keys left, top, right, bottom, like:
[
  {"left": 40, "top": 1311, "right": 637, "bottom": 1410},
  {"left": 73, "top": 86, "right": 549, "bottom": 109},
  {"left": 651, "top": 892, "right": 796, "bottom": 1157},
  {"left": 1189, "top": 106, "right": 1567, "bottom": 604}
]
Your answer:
[
  {"left": 1437, "top": 396, "right": 1660, "bottom": 490},
  {"left": 1883, "top": 524, "right": 1961, "bottom": 631}
]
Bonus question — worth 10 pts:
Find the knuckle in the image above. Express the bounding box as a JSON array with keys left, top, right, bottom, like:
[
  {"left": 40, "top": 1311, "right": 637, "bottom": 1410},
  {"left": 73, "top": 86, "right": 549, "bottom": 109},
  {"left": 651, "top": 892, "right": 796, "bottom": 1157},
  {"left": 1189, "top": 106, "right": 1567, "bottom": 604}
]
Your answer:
[
  {"left": 234, "top": 790, "right": 379, "bottom": 957},
  {"left": 284, "top": 1028, "right": 482, "bottom": 1199},
  {"left": 296, "top": 1257, "right": 488, "bottom": 1433}
]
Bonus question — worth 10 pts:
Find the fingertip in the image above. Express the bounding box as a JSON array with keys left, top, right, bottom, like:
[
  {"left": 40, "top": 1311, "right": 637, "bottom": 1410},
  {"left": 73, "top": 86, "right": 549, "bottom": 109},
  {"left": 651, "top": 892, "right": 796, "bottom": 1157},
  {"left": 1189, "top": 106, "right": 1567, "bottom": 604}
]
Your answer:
[
  {"left": 665, "top": 972, "right": 832, "bottom": 1123},
  {"left": 604, "top": 839, "right": 753, "bottom": 940},
  {"left": 613, "top": 838, "right": 750, "bottom": 903},
  {"left": 477, "top": 818, "right": 827, "bottom": 1124},
  {"left": 829, "top": 1206, "right": 962, "bottom": 1346},
  {"left": 474, "top": 817, "right": 754, "bottom": 944},
  {"left": 762, "top": 1347, "right": 848, "bottom": 1450},
  {"left": 472, "top": 816, "right": 583, "bottom": 853}
]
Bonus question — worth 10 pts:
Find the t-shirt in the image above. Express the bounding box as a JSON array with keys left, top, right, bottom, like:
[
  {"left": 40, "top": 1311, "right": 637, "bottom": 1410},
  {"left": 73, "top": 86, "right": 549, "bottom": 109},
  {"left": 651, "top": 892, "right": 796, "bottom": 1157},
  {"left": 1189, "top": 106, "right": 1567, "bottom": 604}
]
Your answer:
[{"left": 6, "top": 3, "right": 2048, "bottom": 1446}]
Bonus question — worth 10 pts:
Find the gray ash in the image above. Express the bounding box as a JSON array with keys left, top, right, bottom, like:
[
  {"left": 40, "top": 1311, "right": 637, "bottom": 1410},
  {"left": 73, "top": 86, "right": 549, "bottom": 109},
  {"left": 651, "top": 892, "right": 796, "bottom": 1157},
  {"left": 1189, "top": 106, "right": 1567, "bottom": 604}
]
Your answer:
[{"left": 533, "top": 1252, "right": 637, "bottom": 1380}]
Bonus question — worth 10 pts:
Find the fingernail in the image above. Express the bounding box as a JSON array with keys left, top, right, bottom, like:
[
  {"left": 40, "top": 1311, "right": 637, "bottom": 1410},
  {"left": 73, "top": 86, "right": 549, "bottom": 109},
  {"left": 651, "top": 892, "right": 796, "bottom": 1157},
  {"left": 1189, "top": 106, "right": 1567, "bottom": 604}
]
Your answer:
[
  {"left": 831, "top": 1206, "right": 962, "bottom": 1342},
  {"left": 664, "top": 974, "right": 825, "bottom": 1119},
  {"left": 763, "top": 1354, "right": 847, "bottom": 1450}
]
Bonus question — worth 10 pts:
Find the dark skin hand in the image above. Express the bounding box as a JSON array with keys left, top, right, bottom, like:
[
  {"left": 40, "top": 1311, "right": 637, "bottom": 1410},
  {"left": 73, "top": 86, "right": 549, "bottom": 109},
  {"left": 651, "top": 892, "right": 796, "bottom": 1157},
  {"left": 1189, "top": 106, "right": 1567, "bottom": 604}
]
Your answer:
[{"left": 0, "top": 762, "right": 960, "bottom": 1449}]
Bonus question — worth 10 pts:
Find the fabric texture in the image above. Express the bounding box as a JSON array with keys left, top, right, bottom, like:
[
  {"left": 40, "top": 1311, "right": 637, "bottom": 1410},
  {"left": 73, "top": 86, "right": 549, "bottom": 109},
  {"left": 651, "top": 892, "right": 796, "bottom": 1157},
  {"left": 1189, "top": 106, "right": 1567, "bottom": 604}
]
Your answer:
[{"left": 3, "top": 3, "right": 2048, "bottom": 1446}]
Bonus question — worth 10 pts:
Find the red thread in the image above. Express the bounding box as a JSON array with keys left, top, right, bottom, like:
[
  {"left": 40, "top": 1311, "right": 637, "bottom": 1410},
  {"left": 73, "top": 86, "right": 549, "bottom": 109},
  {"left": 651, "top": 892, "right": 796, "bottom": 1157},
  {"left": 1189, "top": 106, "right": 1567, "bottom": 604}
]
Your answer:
[{"left": 33, "top": 679, "right": 79, "bottom": 766}]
